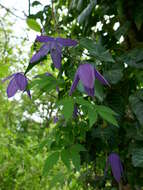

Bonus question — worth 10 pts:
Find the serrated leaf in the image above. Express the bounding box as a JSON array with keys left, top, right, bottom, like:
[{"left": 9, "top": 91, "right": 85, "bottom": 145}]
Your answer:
[
  {"left": 132, "top": 148, "right": 143, "bottom": 167},
  {"left": 96, "top": 105, "right": 118, "bottom": 126},
  {"left": 129, "top": 91, "right": 143, "bottom": 125},
  {"left": 96, "top": 105, "right": 118, "bottom": 116},
  {"left": 71, "top": 144, "right": 86, "bottom": 152},
  {"left": 70, "top": 150, "right": 80, "bottom": 170},
  {"left": 104, "top": 69, "right": 123, "bottom": 84},
  {"left": 88, "top": 108, "right": 98, "bottom": 127},
  {"left": 94, "top": 80, "right": 105, "bottom": 102},
  {"left": 43, "top": 152, "right": 59, "bottom": 176},
  {"left": 77, "top": 0, "right": 96, "bottom": 24},
  {"left": 121, "top": 48, "right": 143, "bottom": 68},
  {"left": 57, "top": 97, "right": 74, "bottom": 121},
  {"left": 26, "top": 18, "right": 41, "bottom": 32},
  {"left": 75, "top": 97, "right": 93, "bottom": 108},
  {"left": 79, "top": 38, "right": 114, "bottom": 63},
  {"left": 77, "top": 0, "right": 83, "bottom": 11},
  {"left": 61, "top": 149, "right": 71, "bottom": 169}
]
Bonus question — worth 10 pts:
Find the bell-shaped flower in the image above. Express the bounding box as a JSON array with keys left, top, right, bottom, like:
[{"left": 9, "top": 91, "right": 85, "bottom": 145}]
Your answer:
[
  {"left": 105, "top": 153, "right": 124, "bottom": 183},
  {"left": 30, "top": 35, "right": 78, "bottom": 69},
  {"left": 2, "top": 72, "right": 30, "bottom": 98},
  {"left": 69, "top": 63, "right": 109, "bottom": 97}
]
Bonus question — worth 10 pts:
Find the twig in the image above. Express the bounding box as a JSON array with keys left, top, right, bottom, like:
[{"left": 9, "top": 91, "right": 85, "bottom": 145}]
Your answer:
[
  {"left": 0, "top": 3, "right": 25, "bottom": 20},
  {"left": 28, "top": 0, "right": 31, "bottom": 16}
]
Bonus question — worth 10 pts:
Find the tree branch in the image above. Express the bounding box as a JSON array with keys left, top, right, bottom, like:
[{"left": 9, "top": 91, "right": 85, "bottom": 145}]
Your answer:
[{"left": 0, "top": 3, "right": 25, "bottom": 20}]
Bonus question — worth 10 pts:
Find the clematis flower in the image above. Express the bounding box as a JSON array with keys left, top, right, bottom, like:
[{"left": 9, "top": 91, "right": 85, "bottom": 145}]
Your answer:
[
  {"left": 73, "top": 104, "right": 79, "bottom": 118},
  {"left": 105, "top": 153, "right": 124, "bottom": 183},
  {"left": 53, "top": 116, "right": 59, "bottom": 123},
  {"left": 69, "top": 63, "right": 110, "bottom": 97},
  {"left": 30, "top": 35, "right": 78, "bottom": 69},
  {"left": 2, "top": 72, "right": 30, "bottom": 98}
]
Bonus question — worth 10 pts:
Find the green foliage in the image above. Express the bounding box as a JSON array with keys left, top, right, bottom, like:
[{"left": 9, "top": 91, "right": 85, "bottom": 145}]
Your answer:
[
  {"left": 26, "top": 18, "right": 41, "bottom": 32},
  {"left": 1, "top": 0, "right": 143, "bottom": 189}
]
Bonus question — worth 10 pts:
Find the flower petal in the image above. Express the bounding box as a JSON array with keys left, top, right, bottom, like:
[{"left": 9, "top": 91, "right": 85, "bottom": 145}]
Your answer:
[
  {"left": 26, "top": 90, "right": 31, "bottom": 99},
  {"left": 50, "top": 44, "right": 62, "bottom": 69},
  {"left": 56, "top": 38, "right": 78, "bottom": 47},
  {"left": 2, "top": 74, "right": 16, "bottom": 83},
  {"left": 94, "top": 69, "right": 110, "bottom": 86},
  {"left": 30, "top": 43, "right": 50, "bottom": 63},
  {"left": 15, "top": 73, "right": 28, "bottom": 91},
  {"left": 36, "top": 35, "right": 54, "bottom": 42},
  {"left": 78, "top": 64, "right": 95, "bottom": 89},
  {"left": 84, "top": 86, "right": 94, "bottom": 97},
  {"left": 69, "top": 72, "right": 80, "bottom": 95},
  {"left": 7, "top": 78, "right": 18, "bottom": 98},
  {"left": 108, "top": 153, "right": 123, "bottom": 183}
]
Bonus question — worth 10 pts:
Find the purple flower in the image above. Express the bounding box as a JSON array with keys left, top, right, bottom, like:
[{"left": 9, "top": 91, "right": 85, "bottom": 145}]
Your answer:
[
  {"left": 2, "top": 73, "right": 30, "bottom": 98},
  {"left": 73, "top": 104, "right": 78, "bottom": 118},
  {"left": 53, "top": 116, "right": 59, "bottom": 123},
  {"left": 105, "top": 153, "right": 124, "bottom": 183},
  {"left": 69, "top": 63, "right": 110, "bottom": 97},
  {"left": 30, "top": 36, "right": 78, "bottom": 69}
]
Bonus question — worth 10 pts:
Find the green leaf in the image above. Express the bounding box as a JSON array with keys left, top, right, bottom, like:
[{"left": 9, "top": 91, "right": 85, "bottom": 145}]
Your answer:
[
  {"left": 26, "top": 18, "right": 41, "bottom": 32},
  {"left": 61, "top": 149, "right": 71, "bottom": 169},
  {"left": 71, "top": 144, "right": 86, "bottom": 152},
  {"left": 70, "top": 150, "right": 80, "bottom": 170},
  {"left": 75, "top": 97, "right": 93, "bottom": 108},
  {"left": 94, "top": 80, "right": 105, "bottom": 102},
  {"left": 104, "top": 68, "right": 123, "bottom": 84},
  {"left": 77, "top": 0, "right": 83, "bottom": 11},
  {"left": 96, "top": 105, "right": 118, "bottom": 126},
  {"left": 79, "top": 38, "right": 114, "bottom": 63},
  {"left": 49, "top": 172, "right": 65, "bottom": 189},
  {"left": 43, "top": 151, "right": 59, "bottom": 176},
  {"left": 129, "top": 90, "right": 143, "bottom": 125},
  {"left": 32, "top": 1, "right": 42, "bottom": 7},
  {"left": 77, "top": 0, "right": 96, "bottom": 24},
  {"left": 96, "top": 105, "right": 117, "bottom": 116},
  {"left": 132, "top": 148, "right": 143, "bottom": 167},
  {"left": 121, "top": 48, "right": 143, "bottom": 69},
  {"left": 57, "top": 97, "right": 74, "bottom": 121},
  {"left": 88, "top": 108, "right": 98, "bottom": 127},
  {"left": 115, "top": 21, "right": 131, "bottom": 40}
]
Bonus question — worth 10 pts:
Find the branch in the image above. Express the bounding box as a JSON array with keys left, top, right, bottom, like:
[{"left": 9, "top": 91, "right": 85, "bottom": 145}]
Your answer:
[
  {"left": 0, "top": 3, "right": 25, "bottom": 20},
  {"left": 28, "top": 0, "right": 31, "bottom": 16}
]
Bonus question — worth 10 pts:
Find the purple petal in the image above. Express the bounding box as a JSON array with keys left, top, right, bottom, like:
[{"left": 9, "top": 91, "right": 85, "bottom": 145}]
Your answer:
[
  {"left": 30, "top": 43, "right": 50, "bottom": 63},
  {"left": 45, "top": 72, "right": 52, "bottom": 76},
  {"left": 2, "top": 74, "right": 16, "bottom": 83},
  {"left": 69, "top": 72, "right": 80, "bottom": 95},
  {"left": 53, "top": 116, "right": 59, "bottom": 123},
  {"left": 15, "top": 73, "right": 28, "bottom": 91},
  {"left": 94, "top": 69, "right": 110, "bottom": 86},
  {"left": 73, "top": 104, "right": 78, "bottom": 118},
  {"left": 26, "top": 90, "right": 31, "bottom": 99},
  {"left": 108, "top": 153, "right": 123, "bottom": 183},
  {"left": 84, "top": 86, "right": 94, "bottom": 97},
  {"left": 56, "top": 38, "right": 78, "bottom": 47},
  {"left": 50, "top": 44, "right": 62, "bottom": 69},
  {"left": 7, "top": 78, "right": 18, "bottom": 98},
  {"left": 78, "top": 64, "right": 95, "bottom": 89},
  {"left": 36, "top": 35, "right": 54, "bottom": 43}
]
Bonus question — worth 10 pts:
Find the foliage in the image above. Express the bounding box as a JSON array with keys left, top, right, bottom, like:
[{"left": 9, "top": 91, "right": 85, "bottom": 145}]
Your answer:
[{"left": 0, "top": 0, "right": 143, "bottom": 189}]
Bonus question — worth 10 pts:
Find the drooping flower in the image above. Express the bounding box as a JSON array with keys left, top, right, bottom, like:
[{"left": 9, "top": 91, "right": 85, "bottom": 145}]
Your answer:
[
  {"left": 53, "top": 116, "right": 59, "bottom": 123},
  {"left": 69, "top": 63, "right": 110, "bottom": 97},
  {"left": 105, "top": 153, "right": 124, "bottom": 183},
  {"left": 73, "top": 104, "right": 79, "bottom": 118},
  {"left": 30, "top": 35, "right": 78, "bottom": 69},
  {"left": 2, "top": 72, "right": 30, "bottom": 98}
]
